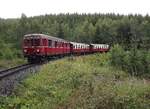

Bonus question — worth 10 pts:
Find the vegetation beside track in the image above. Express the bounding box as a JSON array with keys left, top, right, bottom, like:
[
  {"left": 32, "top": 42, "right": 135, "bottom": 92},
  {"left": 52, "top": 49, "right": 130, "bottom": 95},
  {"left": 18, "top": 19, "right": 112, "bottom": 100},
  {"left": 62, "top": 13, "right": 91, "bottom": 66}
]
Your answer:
[
  {"left": 0, "top": 58, "right": 26, "bottom": 69},
  {"left": 0, "top": 54, "right": 150, "bottom": 109}
]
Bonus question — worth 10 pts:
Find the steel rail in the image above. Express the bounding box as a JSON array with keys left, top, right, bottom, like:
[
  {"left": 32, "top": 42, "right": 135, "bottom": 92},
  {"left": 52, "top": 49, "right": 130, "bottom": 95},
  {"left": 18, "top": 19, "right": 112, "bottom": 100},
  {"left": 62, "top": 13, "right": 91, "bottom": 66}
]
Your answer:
[{"left": 0, "top": 64, "right": 34, "bottom": 80}]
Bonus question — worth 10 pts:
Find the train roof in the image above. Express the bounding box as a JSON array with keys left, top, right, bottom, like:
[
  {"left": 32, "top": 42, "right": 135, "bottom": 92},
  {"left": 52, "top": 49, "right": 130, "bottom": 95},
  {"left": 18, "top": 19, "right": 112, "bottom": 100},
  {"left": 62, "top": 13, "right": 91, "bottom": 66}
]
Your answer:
[
  {"left": 90, "top": 44, "right": 109, "bottom": 46},
  {"left": 70, "top": 42, "right": 89, "bottom": 46},
  {"left": 24, "top": 34, "right": 68, "bottom": 42}
]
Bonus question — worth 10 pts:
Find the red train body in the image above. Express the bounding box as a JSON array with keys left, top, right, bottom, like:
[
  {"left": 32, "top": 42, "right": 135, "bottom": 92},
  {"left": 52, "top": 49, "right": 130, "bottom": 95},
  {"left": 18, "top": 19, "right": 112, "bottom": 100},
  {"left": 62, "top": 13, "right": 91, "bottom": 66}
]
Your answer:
[{"left": 22, "top": 34, "right": 110, "bottom": 63}]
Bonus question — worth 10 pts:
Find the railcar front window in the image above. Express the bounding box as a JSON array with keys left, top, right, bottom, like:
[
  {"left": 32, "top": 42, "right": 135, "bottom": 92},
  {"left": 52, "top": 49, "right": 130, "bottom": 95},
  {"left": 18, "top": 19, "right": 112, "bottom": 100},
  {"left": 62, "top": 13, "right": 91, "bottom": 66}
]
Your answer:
[
  {"left": 30, "top": 39, "right": 40, "bottom": 46},
  {"left": 34, "top": 39, "right": 40, "bottom": 46},
  {"left": 24, "top": 39, "right": 30, "bottom": 46}
]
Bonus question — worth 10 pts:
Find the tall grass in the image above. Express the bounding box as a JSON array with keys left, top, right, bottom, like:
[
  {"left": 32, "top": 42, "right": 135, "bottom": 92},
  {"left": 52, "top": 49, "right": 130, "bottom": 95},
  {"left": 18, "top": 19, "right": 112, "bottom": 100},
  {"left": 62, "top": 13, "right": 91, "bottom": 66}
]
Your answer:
[
  {"left": 0, "top": 58, "right": 26, "bottom": 69},
  {"left": 0, "top": 54, "right": 150, "bottom": 109}
]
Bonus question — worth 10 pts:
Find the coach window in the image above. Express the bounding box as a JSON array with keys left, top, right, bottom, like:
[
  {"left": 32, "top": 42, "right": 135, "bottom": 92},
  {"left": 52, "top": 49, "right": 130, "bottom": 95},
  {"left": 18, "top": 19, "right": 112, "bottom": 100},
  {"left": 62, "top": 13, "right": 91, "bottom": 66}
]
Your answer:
[
  {"left": 48, "top": 40, "right": 52, "bottom": 47},
  {"left": 61, "top": 42, "right": 63, "bottom": 47},
  {"left": 58, "top": 42, "right": 60, "bottom": 47},
  {"left": 55, "top": 41, "right": 57, "bottom": 48},
  {"left": 67, "top": 43, "right": 69, "bottom": 48},
  {"left": 42, "top": 39, "right": 47, "bottom": 46},
  {"left": 61, "top": 42, "right": 62, "bottom": 47},
  {"left": 62, "top": 42, "right": 64, "bottom": 47},
  {"left": 64, "top": 43, "right": 66, "bottom": 47},
  {"left": 59, "top": 42, "right": 61, "bottom": 47}
]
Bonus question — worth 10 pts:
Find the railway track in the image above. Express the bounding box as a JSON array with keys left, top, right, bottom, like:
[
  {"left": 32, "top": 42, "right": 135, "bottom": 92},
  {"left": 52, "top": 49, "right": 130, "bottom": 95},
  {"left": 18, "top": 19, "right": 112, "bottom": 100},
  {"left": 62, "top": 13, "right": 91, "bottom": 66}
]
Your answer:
[
  {"left": 0, "top": 64, "right": 34, "bottom": 80},
  {"left": 0, "top": 63, "right": 40, "bottom": 95}
]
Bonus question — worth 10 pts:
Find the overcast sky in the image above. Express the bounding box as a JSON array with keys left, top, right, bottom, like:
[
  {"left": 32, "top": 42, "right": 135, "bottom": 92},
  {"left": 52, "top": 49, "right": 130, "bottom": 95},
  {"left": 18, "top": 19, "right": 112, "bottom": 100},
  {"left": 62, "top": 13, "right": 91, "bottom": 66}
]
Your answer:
[{"left": 0, "top": 0, "right": 150, "bottom": 18}]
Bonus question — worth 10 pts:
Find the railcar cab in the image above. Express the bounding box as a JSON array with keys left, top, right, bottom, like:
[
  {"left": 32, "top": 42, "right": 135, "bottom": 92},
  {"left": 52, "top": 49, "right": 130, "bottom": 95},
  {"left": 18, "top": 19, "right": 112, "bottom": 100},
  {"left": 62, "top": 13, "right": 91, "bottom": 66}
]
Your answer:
[
  {"left": 23, "top": 34, "right": 70, "bottom": 63},
  {"left": 23, "top": 34, "right": 47, "bottom": 63},
  {"left": 23, "top": 34, "right": 43, "bottom": 56}
]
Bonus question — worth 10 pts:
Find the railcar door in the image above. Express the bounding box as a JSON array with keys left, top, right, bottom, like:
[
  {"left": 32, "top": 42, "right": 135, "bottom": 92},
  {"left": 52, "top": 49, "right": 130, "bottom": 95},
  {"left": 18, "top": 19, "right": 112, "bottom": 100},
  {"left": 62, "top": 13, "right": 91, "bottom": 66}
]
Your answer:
[{"left": 70, "top": 43, "right": 73, "bottom": 54}]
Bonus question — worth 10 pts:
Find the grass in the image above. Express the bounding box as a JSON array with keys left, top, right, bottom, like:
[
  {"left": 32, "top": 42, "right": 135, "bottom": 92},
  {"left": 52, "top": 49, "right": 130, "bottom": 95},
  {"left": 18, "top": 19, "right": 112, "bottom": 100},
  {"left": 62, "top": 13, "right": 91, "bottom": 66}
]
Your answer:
[
  {"left": 0, "top": 58, "right": 26, "bottom": 69},
  {"left": 0, "top": 54, "right": 150, "bottom": 109}
]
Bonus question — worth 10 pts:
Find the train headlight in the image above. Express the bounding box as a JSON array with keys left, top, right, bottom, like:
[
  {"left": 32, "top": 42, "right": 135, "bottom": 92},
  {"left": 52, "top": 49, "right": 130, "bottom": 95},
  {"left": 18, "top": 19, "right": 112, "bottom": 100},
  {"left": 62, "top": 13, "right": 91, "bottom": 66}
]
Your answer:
[
  {"left": 36, "top": 49, "right": 40, "bottom": 52},
  {"left": 24, "top": 49, "right": 27, "bottom": 53}
]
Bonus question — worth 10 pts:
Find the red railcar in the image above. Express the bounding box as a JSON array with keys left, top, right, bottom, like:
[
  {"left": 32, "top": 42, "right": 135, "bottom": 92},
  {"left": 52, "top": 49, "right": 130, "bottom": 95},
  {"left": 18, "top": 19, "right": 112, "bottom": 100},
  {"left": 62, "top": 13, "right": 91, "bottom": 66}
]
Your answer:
[{"left": 23, "top": 34, "right": 70, "bottom": 63}]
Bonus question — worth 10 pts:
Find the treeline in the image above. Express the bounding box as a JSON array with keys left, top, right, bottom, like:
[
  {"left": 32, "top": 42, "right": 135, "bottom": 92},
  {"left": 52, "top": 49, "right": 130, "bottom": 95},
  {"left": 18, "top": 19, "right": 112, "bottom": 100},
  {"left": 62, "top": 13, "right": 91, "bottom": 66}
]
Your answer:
[{"left": 0, "top": 13, "right": 150, "bottom": 59}]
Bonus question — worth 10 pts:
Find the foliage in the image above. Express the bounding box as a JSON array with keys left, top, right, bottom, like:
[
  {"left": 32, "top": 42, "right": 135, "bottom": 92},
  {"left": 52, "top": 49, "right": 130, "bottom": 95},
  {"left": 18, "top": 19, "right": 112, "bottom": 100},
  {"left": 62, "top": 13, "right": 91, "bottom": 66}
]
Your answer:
[
  {"left": 0, "top": 54, "right": 150, "bottom": 109},
  {"left": 110, "top": 44, "right": 150, "bottom": 77}
]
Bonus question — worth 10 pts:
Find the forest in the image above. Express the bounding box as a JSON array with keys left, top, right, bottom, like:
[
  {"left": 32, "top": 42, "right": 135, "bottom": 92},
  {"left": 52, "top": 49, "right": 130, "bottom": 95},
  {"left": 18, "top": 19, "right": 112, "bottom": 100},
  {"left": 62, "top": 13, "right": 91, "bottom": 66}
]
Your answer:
[{"left": 0, "top": 13, "right": 150, "bottom": 59}]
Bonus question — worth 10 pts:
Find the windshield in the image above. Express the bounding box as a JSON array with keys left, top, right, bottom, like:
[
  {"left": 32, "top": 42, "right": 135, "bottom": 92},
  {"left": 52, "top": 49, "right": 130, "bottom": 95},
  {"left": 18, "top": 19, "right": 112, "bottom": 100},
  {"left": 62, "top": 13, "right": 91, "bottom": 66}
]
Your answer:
[{"left": 24, "top": 38, "right": 40, "bottom": 46}]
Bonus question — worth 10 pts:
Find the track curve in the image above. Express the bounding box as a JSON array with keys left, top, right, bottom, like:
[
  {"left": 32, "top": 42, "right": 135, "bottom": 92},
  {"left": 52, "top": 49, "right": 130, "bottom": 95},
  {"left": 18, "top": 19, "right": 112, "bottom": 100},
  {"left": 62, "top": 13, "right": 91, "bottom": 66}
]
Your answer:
[{"left": 0, "top": 64, "right": 34, "bottom": 80}]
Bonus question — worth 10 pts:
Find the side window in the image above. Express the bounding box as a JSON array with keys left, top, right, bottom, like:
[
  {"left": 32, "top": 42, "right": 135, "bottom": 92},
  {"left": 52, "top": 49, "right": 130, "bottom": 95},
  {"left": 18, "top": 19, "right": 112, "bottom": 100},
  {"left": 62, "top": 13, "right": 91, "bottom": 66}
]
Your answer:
[
  {"left": 58, "top": 42, "right": 60, "bottom": 47},
  {"left": 42, "top": 39, "right": 47, "bottom": 46},
  {"left": 59, "top": 42, "right": 61, "bottom": 47},
  {"left": 55, "top": 41, "right": 57, "bottom": 47},
  {"left": 60, "top": 42, "right": 62, "bottom": 47},
  {"left": 48, "top": 40, "right": 52, "bottom": 47}
]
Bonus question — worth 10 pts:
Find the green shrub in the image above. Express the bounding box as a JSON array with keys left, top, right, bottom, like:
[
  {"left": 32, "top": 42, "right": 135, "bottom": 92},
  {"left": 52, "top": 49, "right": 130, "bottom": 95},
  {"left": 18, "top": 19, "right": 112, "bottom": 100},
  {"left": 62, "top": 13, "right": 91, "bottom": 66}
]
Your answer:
[
  {"left": 110, "top": 44, "right": 126, "bottom": 69},
  {"left": 110, "top": 44, "right": 150, "bottom": 77}
]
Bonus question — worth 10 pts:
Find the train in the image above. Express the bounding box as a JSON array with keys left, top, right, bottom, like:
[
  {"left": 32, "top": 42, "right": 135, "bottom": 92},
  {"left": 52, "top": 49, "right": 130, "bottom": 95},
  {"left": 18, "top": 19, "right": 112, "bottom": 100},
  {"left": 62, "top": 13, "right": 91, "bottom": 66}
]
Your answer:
[{"left": 22, "top": 34, "right": 110, "bottom": 63}]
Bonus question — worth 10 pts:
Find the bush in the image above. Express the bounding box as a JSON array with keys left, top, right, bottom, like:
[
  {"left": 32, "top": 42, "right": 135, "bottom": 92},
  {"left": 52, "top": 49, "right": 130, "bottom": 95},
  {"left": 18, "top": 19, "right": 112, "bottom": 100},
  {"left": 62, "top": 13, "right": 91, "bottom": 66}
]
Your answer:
[
  {"left": 110, "top": 44, "right": 126, "bottom": 69},
  {"left": 110, "top": 44, "right": 150, "bottom": 77}
]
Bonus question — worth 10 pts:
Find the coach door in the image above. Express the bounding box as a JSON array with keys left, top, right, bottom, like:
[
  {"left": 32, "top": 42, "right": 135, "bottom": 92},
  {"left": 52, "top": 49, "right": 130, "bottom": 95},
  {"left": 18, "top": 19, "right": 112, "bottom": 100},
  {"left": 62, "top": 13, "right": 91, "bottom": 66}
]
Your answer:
[
  {"left": 70, "top": 43, "right": 73, "bottom": 54},
  {"left": 89, "top": 44, "right": 93, "bottom": 52}
]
